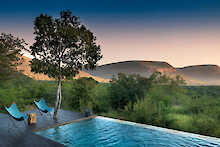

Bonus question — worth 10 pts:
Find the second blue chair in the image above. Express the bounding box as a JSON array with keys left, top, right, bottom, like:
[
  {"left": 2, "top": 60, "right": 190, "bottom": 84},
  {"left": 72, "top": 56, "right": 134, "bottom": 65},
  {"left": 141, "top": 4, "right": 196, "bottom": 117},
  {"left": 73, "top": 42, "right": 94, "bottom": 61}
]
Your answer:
[{"left": 34, "top": 98, "right": 52, "bottom": 119}]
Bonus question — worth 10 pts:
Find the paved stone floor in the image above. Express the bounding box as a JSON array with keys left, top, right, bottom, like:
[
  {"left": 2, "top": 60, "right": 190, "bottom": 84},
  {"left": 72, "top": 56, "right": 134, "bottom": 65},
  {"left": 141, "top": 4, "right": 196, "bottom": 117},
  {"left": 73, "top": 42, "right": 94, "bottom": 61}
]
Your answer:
[{"left": 0, "top": 109, "right": 85, "bottom": 147}]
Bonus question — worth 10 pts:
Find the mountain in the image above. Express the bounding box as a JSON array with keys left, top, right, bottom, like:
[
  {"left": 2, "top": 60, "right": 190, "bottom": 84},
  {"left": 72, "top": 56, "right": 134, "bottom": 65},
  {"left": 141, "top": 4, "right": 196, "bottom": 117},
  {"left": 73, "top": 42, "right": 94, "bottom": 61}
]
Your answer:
[
  {"left": 17, "top": 57, "right": 220, "bottom": 85},
  {"left": 177, "top": 65, "right": 220, "bottom": 85},
  {"left": 16, "top": 56, "right": 109, "bottom": 82},
  {"left": 85, "top": 61, "right": 175, "bottom": 79},
  {"left": 84, "top": 60, "right": 201, "bottom": 85}
]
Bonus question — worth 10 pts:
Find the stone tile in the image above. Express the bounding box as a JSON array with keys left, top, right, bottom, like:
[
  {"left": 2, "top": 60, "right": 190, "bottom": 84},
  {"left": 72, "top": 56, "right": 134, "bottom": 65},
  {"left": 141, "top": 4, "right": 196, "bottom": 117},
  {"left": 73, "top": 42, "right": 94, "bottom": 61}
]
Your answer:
[{"left": 0, "top": 109, "right": 84, "bottom": 147}]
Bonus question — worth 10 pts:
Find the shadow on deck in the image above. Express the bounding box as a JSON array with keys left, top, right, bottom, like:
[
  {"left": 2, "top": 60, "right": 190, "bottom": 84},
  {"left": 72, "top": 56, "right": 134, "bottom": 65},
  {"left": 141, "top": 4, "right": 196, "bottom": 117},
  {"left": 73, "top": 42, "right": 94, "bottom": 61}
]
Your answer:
[{"left": 0, "top": 109, "right": 89, "bottom": 147}]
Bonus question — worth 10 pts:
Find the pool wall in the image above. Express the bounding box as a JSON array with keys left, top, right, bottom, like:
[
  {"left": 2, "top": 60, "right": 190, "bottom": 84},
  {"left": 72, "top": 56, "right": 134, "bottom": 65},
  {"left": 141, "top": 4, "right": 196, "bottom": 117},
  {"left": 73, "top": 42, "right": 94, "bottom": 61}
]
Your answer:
[{"left": 97, "top": 116, "right": 220, "bottom": 144}]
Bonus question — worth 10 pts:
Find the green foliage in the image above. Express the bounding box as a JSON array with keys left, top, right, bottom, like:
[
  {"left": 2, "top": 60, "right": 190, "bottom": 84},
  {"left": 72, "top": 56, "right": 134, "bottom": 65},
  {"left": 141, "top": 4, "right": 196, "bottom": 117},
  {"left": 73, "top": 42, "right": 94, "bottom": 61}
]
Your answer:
[
  {"left": 64, "top": 78, "right": 111, "bottom": 113},
  {"left": 186, "top": 86, "right": 220, "bottom": 97},
  {"left": 1, "top": 71, "right": 220, "bottom": 138},
  {"left": 0, "top": 74, "right": 57, "bottom": 112},
  {"left": 109, "top": 73, "right": 152, "bottom": 109},
  {"left": 0, "top": 33, "right": 27, "bottom": 81},
  {"left": 67, "top": 77, "right": 98, "bottom": 111},
  {"left": 124, "top": 86, "right": 173, "bottom": 127},
  {"left": 99, "top": 72, "right": 220, "bottom": 137},
  {"left": 89, "top": 83, "right": 111, "bottom": 113}
]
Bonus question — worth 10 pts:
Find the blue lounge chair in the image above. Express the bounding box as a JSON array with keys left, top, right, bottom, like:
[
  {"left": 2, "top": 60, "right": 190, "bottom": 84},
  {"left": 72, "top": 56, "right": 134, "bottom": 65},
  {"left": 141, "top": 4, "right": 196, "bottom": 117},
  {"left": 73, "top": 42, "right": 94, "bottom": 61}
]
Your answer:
[
  {"left": 5, "top": 104, "right": 28, "bottom": 121},
  {"left": 5, "top": 104, "right": 28, "bottom": 132},
  {"left": 34, "top": 98, "right": 52, "bottom": 118}
]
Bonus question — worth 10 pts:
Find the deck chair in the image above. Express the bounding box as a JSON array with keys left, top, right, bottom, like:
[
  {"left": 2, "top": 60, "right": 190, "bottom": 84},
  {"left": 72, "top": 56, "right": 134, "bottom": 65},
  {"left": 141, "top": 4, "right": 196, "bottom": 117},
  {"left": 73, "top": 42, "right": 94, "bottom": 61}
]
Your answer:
[
  {"left": 5, "top": 104, "right": 28, "bottom": 132},
  {"left": 34, "top": 98, "right": 52, "bottom": 119}
]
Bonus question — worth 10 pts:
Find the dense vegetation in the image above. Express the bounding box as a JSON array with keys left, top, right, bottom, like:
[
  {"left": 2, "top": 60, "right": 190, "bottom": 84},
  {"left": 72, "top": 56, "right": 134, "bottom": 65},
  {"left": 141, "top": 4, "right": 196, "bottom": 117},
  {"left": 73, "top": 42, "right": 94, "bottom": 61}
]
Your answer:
[
  {"left": 1, "top": 72, "right": 220, "bottom": 138},
  {"left": 0, "top": 33, "right": 27, "bottom": 81}
]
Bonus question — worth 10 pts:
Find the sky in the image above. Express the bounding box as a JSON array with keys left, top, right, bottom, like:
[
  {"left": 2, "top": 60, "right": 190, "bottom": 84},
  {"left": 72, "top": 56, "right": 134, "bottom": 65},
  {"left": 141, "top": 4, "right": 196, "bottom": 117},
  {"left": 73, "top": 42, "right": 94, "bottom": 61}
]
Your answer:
[{"left": 0, "top": 0, "right": 220, "bottom": 67}]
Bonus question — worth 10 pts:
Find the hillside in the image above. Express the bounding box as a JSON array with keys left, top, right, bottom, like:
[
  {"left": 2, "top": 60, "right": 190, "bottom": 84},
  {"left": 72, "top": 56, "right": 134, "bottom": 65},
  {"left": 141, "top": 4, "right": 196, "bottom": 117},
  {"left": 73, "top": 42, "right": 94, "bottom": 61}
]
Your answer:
[
  {"left": 177, "top": 65, "right": 220, "bottom": 85},
  {"left": 84, "top": 60, "right": 202, "bottom": 85},
  {"left": 16, "top": 56, "right": 109, "bottom": 82},
  {"left": 85, "top": 61, "right": 174, "bottom": 78},
  {"left": 16, "top": 56, "right": 53, "bottom": 80},
  {"left": 17, "top": 57, "right": 220, "bottom": 85}
]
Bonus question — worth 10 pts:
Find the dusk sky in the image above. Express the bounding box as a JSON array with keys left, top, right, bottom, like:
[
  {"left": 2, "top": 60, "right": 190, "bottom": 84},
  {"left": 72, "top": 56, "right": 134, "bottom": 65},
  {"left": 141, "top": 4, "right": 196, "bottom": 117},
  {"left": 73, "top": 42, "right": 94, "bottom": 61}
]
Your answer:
[{"left": 1, "top": 0, "right": 220, "bottom": 67}]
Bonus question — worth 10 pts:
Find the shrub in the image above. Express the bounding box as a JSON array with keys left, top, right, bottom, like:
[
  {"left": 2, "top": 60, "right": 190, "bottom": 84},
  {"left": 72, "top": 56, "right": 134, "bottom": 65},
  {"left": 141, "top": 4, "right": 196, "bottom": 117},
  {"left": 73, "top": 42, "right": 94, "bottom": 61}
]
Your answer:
[{"left": 89, "top": 83, "right": 111, "bottom": 113}]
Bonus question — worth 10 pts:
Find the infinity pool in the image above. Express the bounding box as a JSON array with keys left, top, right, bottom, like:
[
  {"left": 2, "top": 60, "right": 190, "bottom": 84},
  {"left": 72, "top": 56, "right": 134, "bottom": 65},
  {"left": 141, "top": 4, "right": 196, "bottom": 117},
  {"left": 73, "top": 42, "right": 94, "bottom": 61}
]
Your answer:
[{"left": 35, "top": 116, "right": 220, "bottom": 147}]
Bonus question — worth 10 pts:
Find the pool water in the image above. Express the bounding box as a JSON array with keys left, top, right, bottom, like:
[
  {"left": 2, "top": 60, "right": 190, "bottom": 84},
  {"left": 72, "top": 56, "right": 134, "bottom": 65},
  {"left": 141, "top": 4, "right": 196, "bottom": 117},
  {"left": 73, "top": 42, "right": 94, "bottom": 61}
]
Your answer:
[{"left": 35, "top": 117, "right": 220, "bottom": 147}]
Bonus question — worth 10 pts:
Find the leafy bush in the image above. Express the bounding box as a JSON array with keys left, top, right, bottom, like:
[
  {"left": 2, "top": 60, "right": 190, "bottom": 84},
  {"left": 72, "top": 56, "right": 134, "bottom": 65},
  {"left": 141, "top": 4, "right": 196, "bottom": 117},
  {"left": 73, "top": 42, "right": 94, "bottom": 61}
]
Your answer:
[
  {"left": 124, "top": 86, "right": 173, "bottom": 127},
  {"left": 89, "top": 83, "right": 110, "bottom": 113},
  {"left": 108, "top": 73, "right": 152, "bottom": 109},
  {"left": 67, "top": 77, "right": 98, "bottom": 112}
]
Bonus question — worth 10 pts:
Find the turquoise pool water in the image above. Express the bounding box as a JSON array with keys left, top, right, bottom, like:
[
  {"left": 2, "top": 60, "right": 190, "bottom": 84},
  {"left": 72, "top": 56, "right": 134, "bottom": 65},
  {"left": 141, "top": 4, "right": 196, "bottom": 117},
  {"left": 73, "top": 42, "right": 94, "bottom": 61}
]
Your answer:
[{"left": 35, "top": 117, "right": 220, "bottom": 147}]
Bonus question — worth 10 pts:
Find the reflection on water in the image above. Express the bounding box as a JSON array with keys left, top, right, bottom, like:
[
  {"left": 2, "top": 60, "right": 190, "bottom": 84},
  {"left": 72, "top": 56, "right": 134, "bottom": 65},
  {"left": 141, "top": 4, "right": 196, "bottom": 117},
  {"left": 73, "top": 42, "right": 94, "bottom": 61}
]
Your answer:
[{"left": 36, "top": 118, "right": 220, "bottom": 147}]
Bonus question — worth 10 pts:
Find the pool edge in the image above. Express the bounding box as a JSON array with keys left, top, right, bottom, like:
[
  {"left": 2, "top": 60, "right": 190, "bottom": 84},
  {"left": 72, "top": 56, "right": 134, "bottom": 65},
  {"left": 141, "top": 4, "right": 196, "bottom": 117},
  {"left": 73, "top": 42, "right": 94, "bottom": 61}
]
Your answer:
[{"left": 33, "top": 115, "right": 97, "bottom": 132}]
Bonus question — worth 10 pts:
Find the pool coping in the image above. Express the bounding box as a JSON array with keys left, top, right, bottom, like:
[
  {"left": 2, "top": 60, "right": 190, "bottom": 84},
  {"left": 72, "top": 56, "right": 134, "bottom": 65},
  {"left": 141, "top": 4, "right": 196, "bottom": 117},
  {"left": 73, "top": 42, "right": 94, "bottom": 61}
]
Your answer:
[
  {"left": 97, "top": 116, "right": 220, "bottom": 144},
  {"left": 33, "top": 115, "right": 97, "bottom": 132}
]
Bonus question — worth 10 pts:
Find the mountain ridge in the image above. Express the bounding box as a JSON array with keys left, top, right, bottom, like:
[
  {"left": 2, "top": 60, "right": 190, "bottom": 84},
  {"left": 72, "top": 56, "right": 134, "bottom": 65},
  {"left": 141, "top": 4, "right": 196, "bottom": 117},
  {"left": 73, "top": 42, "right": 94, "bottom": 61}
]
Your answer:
[
  {"left": 177, "top": 64, "right": 220, "bottom": 85},
  {"left": 86, "top": 60, "right": 220, "bottom": 85},
  {"left": 16, "top": 56, "right": 109, "bottom": 82},
  {"left": 18, "top": 57, "right": 220, "bottom": 85}
]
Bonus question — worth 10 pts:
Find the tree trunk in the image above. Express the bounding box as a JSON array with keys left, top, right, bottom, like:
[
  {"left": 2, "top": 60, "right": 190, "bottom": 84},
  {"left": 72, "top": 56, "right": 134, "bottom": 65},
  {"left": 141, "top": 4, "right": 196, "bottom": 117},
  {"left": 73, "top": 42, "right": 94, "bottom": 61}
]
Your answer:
[
  {"left": 58, "top": 82, "right": 62, "bottom": 109},
  {"left": 53, "top": 76, "right": 62, "bottom": 120}
]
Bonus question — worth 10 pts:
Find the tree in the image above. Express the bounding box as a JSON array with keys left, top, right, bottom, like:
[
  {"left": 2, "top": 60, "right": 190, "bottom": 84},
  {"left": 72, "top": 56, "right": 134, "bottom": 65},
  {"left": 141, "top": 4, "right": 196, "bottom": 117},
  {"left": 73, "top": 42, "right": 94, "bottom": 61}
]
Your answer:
[
  {"left": 109, "top": 73, "right": 151, "bottom": 109},
  {"left": 70, "top": 77, "right": 98, "bottom": 111},
  {"left": 29, "top": 10, "right": 102, "bottom": 119},
  {"left": 0, "top": 33, "right": 27, "bottom": 81}
]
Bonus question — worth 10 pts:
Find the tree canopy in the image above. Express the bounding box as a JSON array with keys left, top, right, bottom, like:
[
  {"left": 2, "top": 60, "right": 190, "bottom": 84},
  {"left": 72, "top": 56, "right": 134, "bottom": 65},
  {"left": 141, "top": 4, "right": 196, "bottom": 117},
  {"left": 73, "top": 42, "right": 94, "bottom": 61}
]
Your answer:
[
  {"left": 29, "top": 10, "right": 102, "bottom": 79},
  {"left": 0, "top": 33, "right": 27, "bottom": 81}
]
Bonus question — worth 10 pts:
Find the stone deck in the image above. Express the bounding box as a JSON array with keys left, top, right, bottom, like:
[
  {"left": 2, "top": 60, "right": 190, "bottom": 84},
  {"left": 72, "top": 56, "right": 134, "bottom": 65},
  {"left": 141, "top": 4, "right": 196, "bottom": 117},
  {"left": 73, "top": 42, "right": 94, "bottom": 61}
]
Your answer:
[{"left": 0, "top": 109, "right": 88, "bottom": 147}]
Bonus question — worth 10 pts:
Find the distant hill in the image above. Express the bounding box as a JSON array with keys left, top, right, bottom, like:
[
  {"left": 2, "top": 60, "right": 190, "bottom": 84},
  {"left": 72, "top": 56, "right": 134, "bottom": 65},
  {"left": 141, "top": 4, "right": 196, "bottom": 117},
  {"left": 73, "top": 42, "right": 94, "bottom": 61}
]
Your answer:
[
  {"left": 17, "top": 57, "right": 220, "bottom": 85},
  {"left": 177, "top": 65, "right": 220, "bottom": 85},
  {"left": 84, "top": 61, "right": 175, "bottom": 78},
  {"left": 16, "top": 56, "right": 53, "bottom": 81},
  {"left": 16, "top": 56, "right": 109, "bottom": 82},
  {"left": 84, "top": 60, "right": 202, "bottom": 85}
]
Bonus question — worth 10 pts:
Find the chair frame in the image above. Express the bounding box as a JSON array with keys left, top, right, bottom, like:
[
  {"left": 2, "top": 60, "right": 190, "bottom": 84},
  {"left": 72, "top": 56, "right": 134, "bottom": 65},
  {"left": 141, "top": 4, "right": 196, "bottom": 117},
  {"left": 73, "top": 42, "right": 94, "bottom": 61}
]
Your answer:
[
  {"left": 5, "top": 104, "right": 28, "bottom": 134},
  {"left": 34, "top": 98, "right": 53, "bottom": 120}
]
